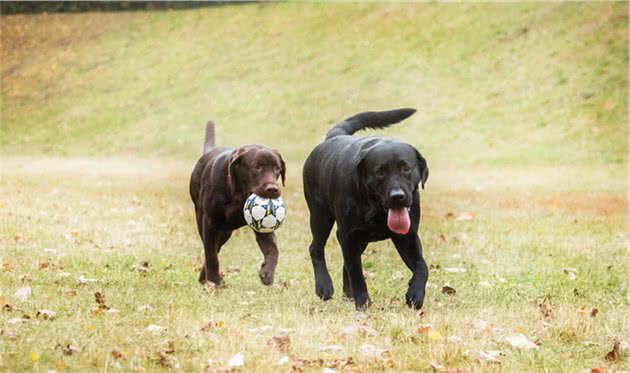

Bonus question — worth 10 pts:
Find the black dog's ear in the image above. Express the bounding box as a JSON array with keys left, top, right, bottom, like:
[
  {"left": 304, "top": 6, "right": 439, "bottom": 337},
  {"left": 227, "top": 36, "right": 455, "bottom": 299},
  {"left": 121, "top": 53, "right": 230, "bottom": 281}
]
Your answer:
[
  {"left": 415, "top": 149, "right": 429, "bottom": 189},
  {"left": 273, "top": 149, "right": 286, "bottom": 186}
]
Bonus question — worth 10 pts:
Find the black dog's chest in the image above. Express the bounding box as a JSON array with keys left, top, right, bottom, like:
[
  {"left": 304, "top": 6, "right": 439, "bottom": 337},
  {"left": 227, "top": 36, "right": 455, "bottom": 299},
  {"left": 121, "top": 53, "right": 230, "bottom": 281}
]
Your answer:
[{"left": 348, "top": 211, "right": 391, "bottom": 242}]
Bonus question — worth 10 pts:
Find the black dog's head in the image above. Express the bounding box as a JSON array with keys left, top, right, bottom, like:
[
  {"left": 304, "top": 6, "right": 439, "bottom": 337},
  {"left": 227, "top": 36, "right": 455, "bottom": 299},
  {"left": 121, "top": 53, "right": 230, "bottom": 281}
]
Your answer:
[{"left": 354, "top": 140, "right": 428, "bottom": 234}]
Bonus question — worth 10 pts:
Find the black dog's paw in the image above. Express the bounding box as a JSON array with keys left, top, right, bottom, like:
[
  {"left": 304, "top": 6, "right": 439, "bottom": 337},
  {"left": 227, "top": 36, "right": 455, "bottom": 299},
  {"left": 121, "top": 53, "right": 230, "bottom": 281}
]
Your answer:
[
  {"left": 315, "top": 279, "right": 334, "bottom": 300},
  {"left": 405, "top": 288, "right": 425, "bottom": 310},
  {"left": 354, "top": 293, "right": 372, "bottom": 311}
]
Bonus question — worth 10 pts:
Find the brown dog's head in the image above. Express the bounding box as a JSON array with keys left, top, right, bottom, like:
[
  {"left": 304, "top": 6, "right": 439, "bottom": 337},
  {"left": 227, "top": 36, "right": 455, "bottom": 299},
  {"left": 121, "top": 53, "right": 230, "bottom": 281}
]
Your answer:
[{"left": 227, "top": 145, "right": 286, "bottom": 199}]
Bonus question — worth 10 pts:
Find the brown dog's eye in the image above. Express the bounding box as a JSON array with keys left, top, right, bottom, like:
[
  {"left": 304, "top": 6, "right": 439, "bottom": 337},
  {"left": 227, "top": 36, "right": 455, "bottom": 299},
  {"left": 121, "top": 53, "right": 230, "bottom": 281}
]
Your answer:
[{"left": 254, "top": 164, "right": 262, "bottom": 171}]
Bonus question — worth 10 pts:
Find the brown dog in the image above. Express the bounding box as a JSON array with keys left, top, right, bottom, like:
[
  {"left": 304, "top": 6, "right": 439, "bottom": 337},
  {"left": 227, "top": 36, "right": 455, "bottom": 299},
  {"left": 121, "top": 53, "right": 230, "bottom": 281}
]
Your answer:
[{"left": 189, "top": 120, "right": 286, "bottom": 286}]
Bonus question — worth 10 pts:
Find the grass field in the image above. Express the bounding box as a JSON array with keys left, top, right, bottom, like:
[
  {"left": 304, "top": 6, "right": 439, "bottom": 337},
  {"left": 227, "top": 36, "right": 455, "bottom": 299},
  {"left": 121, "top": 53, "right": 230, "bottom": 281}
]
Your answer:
[{"left": 1, "top": 3, "right": 628, "bottom": 372}]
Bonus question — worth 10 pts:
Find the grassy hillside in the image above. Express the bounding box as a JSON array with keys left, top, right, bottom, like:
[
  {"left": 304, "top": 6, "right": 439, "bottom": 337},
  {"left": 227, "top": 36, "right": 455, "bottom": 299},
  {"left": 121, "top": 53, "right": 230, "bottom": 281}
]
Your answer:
[{"left": 1, "top": 2, "right": 628, "bottom": 167}]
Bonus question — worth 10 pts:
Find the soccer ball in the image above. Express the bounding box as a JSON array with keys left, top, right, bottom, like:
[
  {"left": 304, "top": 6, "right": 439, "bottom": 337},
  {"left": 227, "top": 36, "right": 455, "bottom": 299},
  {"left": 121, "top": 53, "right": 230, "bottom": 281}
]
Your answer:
[{"left": 243, "top": 194, "right": 286, "bottom": 233}]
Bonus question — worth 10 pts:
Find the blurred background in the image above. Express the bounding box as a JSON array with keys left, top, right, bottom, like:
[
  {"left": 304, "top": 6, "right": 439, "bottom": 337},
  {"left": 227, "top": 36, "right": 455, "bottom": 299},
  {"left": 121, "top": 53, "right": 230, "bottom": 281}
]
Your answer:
[{"left": 1, "top": 2, "right": 627, "bottom": 169}]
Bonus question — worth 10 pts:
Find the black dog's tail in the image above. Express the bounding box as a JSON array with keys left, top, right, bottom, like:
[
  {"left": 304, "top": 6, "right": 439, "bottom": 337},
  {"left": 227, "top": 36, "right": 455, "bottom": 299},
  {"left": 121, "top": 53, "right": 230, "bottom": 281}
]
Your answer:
[
  {"left": 325, "top": 108, "right": 416, "bottom": 140},
  {"left": 202, "top": 120, "right": 215, "bottom": 154}
]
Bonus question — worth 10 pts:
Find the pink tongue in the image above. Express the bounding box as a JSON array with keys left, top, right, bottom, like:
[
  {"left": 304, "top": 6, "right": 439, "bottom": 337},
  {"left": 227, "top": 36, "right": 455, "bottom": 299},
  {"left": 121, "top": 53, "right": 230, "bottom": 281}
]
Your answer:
[{"left": 387, "top": 207, "right": 410, "bottom": 235}]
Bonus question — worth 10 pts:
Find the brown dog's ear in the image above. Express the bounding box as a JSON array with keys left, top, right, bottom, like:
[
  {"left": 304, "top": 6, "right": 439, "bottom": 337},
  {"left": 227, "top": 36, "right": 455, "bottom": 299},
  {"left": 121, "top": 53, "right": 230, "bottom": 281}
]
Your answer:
[
  {"left": 227, "top": 147, "right": 251, "bottom": 191},
  {"left": 273, "top": 150, "right": 286, "bottom": 186}
]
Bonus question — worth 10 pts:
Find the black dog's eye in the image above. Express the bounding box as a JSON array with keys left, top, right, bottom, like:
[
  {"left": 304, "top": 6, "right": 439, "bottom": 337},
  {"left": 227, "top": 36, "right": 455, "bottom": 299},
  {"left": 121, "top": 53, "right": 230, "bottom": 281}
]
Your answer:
[
  {"left": 375, "top": 169, "right": 385, "bottom": 180},
  {"left": 402, "top": 164, "right": 411, "bottom": 173}
]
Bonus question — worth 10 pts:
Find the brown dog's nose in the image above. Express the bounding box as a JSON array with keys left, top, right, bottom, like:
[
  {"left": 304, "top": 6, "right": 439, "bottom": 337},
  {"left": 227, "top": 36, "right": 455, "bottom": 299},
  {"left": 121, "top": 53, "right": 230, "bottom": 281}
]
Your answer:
[{"left": 266, "top": 185, "right": 279, "bottom": 196}]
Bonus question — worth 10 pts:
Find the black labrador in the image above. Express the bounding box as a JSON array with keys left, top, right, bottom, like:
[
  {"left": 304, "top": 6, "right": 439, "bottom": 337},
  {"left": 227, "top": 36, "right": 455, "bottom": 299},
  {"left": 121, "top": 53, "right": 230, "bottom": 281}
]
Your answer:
[{"left": 302, "top": 108, "right": 429, "bottom": 310}]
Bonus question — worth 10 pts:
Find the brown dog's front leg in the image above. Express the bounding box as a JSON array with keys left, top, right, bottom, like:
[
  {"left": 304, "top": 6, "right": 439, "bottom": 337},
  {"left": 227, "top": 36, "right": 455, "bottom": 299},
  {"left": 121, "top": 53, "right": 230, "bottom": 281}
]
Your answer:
[{"left": 254, "top": 232, "right": 279, "bottom": 286}]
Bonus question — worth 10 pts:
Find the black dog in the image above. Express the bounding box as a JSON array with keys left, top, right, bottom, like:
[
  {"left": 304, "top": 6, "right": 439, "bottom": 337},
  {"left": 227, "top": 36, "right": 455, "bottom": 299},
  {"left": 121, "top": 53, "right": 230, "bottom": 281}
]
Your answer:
[{"left": 303, "top": 108, "right": 429, "bottom": 310}]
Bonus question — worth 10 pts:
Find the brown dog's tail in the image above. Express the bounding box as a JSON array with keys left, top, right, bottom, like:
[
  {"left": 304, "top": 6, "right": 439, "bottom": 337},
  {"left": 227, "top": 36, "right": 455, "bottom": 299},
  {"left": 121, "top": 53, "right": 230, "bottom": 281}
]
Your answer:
[
  {"left": 202, "top": 120, "right": 215, "bottom": 154},
  {"left": 325, "top": 108, "right": 416, "bottom": 140}
]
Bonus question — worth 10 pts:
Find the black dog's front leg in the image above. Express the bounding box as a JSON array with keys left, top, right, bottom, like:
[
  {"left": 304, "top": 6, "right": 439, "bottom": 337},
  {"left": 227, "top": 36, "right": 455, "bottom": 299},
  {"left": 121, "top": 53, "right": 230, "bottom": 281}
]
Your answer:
[
  {"left": 255, "top": 231, "right": 279, "bottom": 286},
  {"left": 337, "top": 231, "right": 371, "bottom": 310},
  {"left": 392, "top": 234, "right": 428, "bottom": 309}
]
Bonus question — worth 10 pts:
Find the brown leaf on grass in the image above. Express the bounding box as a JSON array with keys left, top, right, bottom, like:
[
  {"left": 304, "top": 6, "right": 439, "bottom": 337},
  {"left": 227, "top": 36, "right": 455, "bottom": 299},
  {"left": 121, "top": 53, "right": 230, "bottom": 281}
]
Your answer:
[
  {"left": 590, "top": 368, "right": 608, "bottom": 373},
  {"left": 14, "top": 234, "right": 23, "bottom": 243},
  {"left": 161, "top": 341, "right": 175, "bottom": 354},
  {"left": 135, "top": 261, "right": 150, "bottom": 274},
  {"left": 94, "top": 292, "right": 110, "bottom": 311},
  {"left": 416, "top": 324, "right": 434, "bottom": 333},
  {"left": 61, "top": 344, "right": 80, "bottom": 356},
  {"left": 445, "top": 212, "right": 455, "bottom": 219},
  {"left": 268, "top": 333, "right": 291, "bottom": 352},
  {"left": 429, "top": 264, "right": 441, "bottom": 271},
  {"left": 155, "top": 351, "right": 171, "bottom": 368},
  {"left": 111, "top": 350, "right": 126, "bottom": 360},
  {"left": 590, "top": 308, "right": 599, "bottom": 317},
  {"left": 273, "top": 280, "right": 290, "bottom": 289},
  {"left": 605, "top": 340, "right": 621, "bottom": 362},
  {"left": 538, "top": 303, "right": 553, "bottom": 318},
  {"left": 441, "top": 286, "right": 456, "bottom": 296},
  {"left": 38, "top": 262, "right": 50, "bottom": 270},
  {"left": 2, "top": 263, "right": 12, "bottom": 272}
]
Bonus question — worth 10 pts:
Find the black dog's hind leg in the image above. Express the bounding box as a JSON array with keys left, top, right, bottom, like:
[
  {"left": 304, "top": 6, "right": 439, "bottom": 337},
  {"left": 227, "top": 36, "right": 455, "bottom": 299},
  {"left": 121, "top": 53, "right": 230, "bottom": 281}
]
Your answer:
[
  {"left": 392, "top": 234, "right": 428, "bottom": 309},
  {"left": 308, "top": 207, "right": 335, "bottom": 300},
  {"left": 338, "top": 231, "right": 371, "bottom": 310},
  {"left": 342, "top": 242, "right": 367, "bottom": 299}
]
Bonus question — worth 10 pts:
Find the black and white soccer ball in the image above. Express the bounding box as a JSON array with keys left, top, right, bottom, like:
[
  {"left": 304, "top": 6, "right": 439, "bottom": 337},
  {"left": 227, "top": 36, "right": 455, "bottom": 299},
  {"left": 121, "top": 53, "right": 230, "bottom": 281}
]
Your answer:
[{"left": 243, "top": 194, "right": 286, "bottom": 233}]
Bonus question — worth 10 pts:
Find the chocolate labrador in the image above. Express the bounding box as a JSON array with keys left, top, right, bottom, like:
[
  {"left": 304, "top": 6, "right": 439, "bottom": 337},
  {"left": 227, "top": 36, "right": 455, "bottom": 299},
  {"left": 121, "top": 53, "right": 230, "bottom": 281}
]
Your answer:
[
  {"left": 190, "top": 120, "right": 286, "bottom": 286},
  {"left": 303, "top": 108, "right": 429, "bottom": 310}
]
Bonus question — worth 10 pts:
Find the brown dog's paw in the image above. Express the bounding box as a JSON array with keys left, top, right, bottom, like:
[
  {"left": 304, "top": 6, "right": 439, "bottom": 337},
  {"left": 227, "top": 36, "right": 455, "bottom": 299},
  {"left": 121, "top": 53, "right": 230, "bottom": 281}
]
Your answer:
[{"left": 259, "top": 269, "right": 274, "bottom": 286}]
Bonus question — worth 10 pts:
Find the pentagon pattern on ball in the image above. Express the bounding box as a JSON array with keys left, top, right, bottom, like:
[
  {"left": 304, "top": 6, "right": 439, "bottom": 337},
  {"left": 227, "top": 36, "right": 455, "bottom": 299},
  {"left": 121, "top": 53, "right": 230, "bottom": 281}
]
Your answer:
[{"left": 243, "top": 194, "right": 286, "bottom": 233}]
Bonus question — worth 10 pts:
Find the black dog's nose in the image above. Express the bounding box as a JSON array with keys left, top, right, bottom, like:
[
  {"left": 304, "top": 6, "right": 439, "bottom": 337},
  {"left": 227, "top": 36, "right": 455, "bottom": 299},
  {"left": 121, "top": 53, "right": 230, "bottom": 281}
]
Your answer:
[{"left": 389, "top": 188, "right": 405, "bottom": 202}]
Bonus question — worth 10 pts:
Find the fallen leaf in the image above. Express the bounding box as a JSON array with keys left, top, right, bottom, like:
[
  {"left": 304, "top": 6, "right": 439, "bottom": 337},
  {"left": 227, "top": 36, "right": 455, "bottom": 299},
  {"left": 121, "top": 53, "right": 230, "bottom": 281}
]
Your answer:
[
  {"left": 538, "top": 303, "right": 553, "bottom": 318},
  {"left": 416, "top": 324, "right": 434, "bottom": 333},
  {"left": 30, "top": 351, "right": 39, "bottom": 363},
  {"left": 146, "top": 324, "right": 166, "bottom": 333},
  {"left": 429, "top": 331, "right": 442, "bottom": 340},
  {"left": 562, "top": 268, "right": 577, "bottom": 281},
  {"left": 227, "top": 353, "right": 244, "bottom": 367},
  {"left": 201, "top": 320, "right": 224, "bottom": 331},
  {"left": 605, "top": 340, "right": 620, "bottom": 362},
  {"left": 2, "top": 263, "right": 12, "bottom": 272},
  {"left": 111, "top": 350, "right": 126, "bottom": 360},
  {"left": 590, "top": 308, "right": 599, "bottom": 317},
  {"left": 135, "top": 261, "right": 150, "bottom": 274},
  {"left": 478, "top": 350, "right": 503, "bottom": 363},
  {"left": 441, "top": 286, "right": 456, "bottom": 296},
  {"left": 62, "top": 344, "right": 80, "bottom": 356},
  {"left": 445, "top": 212, "right": 455, "bottom": 219},
  {"left": 444, "top": 267, "right": 466, "bottom": 273},
  {"left": 14, "top": 234, "right": 23, "bottom": 243},
  {"left": 514, "top": 326, "right": 526, "bottom": 334},
  {"left": 268, "top": 333, "right": 291, "bottom": 352},
  {"left": 15, "top": 287, "right": 31, "bottom": 302},
  {"left": 505, "top": 333, "right": 539, "bottom": 350},
  {"left": 590, "top": 368, "right": 608, "bottom": 373},
  {"left": 77, "top": 275, "right": 97, "bottom": 285},
  {"left": 38, "top": 262, "right": 50, "bottom": 270},
  {"left": 438, "top": 234, "right": 447, "bottom": 242},
  {"left": 455, "top": 212, "right": 474, "bottom": 221},
  {"left": 161, "top": 341, "right": 175, "bottom": 354},
  {"left": 36, "top": 309, "right": 56, "bottom": 320}
]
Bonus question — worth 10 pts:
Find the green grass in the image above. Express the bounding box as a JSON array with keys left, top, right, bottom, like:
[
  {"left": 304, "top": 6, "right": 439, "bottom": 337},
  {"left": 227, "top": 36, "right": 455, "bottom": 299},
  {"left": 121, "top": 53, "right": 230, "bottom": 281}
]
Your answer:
[{"left": 1, "top": 3, "right": 628, "bottom": 372}]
